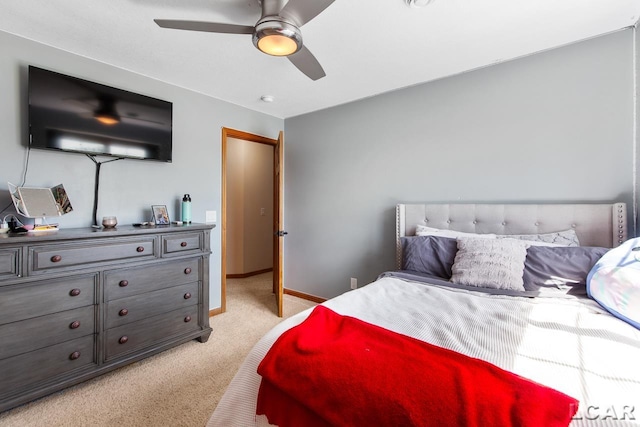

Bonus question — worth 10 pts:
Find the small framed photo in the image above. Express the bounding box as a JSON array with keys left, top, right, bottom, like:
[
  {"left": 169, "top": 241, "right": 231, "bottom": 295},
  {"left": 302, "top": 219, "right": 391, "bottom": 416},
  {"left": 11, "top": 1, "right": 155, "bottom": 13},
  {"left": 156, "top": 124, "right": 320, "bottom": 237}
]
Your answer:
[{"left": 152, "top": 205, "right": 170, "bottom": 225}]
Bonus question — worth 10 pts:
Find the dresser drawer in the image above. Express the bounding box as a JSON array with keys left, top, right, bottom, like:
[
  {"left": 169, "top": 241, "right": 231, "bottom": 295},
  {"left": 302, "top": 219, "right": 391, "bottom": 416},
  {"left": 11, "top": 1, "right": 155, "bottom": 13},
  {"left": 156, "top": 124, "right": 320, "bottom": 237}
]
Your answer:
[
  {"left": 105, "top": 306, "right": 200, "bottom": 361},
  {"left": 0, "top": 335, "right": 96, "bottom": 397},
  {"left": 0, "top": 306, "right": 95, "bottom": 360},
  {"left": 105, "top": 282, "right": 199, "bottom": 329},
  {"left": 29, "top": 237, "right": 156, "bottom": 273},
  {"left": 0, "top": 247, "right": 21, "bottom": 280},
  {"left": 0, "top": 275, "right": 96, "bottom": 325},
  {"left": 161, "top": 232, "right": 203, "bottom": 256},
  {"left": 104, "top": 258, "right": 200, "bottom": 301}
]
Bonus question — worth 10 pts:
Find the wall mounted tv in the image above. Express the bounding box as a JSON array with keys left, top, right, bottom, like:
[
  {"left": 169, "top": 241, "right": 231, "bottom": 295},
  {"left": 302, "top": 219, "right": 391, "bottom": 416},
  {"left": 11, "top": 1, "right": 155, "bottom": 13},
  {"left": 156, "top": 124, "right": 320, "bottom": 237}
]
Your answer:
[{"left": 28, "top": 66, "right": 173, "bottom": 162}]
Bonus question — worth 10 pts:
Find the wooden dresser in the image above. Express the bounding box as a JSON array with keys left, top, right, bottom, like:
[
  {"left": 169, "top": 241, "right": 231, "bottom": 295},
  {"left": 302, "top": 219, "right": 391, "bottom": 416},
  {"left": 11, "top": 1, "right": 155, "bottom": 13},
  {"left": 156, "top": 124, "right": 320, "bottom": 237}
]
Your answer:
[{"left": 0, "top": 223, "right": 214, "bottom": 412}]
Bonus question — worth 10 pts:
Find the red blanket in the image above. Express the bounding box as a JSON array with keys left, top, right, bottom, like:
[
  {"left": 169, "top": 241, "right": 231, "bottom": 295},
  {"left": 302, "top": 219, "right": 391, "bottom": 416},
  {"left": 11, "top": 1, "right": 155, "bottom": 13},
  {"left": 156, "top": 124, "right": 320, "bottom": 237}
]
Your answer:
[{"left": 257, "top": 305, "right": 578, "bottom": 427}]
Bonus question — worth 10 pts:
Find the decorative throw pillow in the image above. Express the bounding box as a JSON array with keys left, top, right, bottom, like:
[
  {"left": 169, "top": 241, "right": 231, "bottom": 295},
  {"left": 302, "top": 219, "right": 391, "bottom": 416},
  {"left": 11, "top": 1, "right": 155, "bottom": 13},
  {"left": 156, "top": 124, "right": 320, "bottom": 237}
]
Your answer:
[
  {"left": 451, "top": 237, "right": 528, "bottom": 291},
  {"left": 496, "top": 229, "right": 580, "bottom": 247},
  {"left": 523, "top": 246, "right": 609, "bottom": 291},
  {"left": 588, "top": 237, "right": 640, "bottom": 329},
  {"left": 416, "top": 224, "right": 496, "bottom": 239},
  {"left": 401, "top": 236, "right": 458, "bottom": 279}
]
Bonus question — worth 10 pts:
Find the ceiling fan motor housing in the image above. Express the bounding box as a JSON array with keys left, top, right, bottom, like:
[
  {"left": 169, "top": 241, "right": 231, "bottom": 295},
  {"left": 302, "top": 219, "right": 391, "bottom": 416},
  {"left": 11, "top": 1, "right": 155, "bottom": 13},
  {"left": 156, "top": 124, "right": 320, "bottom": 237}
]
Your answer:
[{"left": 252, "top": 17, "right": 303, "bottom": 56}]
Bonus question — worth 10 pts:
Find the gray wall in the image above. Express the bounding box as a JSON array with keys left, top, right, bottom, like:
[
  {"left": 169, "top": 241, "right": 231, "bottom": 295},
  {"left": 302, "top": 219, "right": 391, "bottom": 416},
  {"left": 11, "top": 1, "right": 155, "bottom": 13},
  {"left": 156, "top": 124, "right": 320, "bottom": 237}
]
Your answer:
[
  {"left": 284, "top": 29, "right": 635, "bottom": 299},
  {"left": 2, "top": 28, "right": 636, "bottom": 306},
  {"left": 0, "top": 31, "right": 283, "bottom": 310}
]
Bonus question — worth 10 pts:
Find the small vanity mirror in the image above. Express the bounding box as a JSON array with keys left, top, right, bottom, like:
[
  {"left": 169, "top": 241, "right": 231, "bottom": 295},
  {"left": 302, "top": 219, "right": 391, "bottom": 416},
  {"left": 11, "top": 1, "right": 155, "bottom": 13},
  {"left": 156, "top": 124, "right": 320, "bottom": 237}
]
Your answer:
[{"left": 8, "top": 182, "right": 73, "bottom": 218}]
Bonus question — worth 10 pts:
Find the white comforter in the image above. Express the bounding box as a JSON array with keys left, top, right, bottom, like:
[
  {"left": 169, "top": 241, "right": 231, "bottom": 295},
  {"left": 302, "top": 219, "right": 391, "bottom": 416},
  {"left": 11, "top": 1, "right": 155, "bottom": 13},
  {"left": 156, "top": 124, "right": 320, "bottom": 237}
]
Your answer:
[{"left": 208, "top": 276, "right": 640, "bottom": 427}]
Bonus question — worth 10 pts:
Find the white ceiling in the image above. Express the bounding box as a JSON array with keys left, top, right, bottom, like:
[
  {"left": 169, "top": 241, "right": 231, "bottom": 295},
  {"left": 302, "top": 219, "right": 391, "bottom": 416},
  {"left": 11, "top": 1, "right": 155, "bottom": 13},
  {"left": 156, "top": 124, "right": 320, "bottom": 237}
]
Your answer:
[{"left": 1, "top": 1, "right": 639, "bottom": 119}]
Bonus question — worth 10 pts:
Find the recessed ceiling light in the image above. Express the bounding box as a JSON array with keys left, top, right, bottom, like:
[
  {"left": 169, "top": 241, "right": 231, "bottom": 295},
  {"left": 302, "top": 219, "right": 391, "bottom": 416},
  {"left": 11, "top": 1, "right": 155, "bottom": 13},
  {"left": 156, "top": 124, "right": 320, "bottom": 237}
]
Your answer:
[
  {"left": 405, "top": 0, "right": 434, "bottom": 7},
  {"left": 260, "top": 95, "right": 275, "bottom": 103}
]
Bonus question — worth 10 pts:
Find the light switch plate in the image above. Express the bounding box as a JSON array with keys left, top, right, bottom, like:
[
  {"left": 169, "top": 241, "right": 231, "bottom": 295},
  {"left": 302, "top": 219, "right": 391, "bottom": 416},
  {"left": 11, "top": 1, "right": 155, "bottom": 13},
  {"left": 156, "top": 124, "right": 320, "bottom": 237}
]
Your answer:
[{"left": 205, "top": 210, "right": 217, "bottom": 223}]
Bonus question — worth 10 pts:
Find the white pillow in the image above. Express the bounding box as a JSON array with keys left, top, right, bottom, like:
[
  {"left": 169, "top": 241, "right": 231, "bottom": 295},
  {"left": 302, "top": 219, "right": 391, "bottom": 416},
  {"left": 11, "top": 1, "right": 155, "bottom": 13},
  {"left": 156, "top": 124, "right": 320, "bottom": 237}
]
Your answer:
[
  {"left": 415, "top": 224, "right": 496, "bottom": 239},
  {"left": 496, "top": 229, "right": 580, "bottom": 247},
  {"left": 450, "top": 237, "right": 528, "bottom": 291},
  {"left": 587, "top": 237, "right": 640, "bottom": 329}
]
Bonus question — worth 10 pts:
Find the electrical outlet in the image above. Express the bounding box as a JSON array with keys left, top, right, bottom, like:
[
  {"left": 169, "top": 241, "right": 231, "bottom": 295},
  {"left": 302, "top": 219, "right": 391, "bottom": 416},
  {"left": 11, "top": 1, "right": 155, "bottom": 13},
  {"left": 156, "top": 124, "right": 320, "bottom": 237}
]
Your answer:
[
  {"left": 205, "top": 210, "right": 217, "bottom": 223},
  {"left": 350, "top": 277, "right": 357, "bottom": 290},
  {"left": 260, "top": 207, "right": 266, "bottom": 216}
]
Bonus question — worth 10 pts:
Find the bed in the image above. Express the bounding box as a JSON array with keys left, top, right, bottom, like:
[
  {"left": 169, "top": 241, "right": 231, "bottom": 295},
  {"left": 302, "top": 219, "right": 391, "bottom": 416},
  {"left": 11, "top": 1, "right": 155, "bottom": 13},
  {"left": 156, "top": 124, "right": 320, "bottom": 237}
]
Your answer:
[{"left": 208, "top": 202, "right": 640, "bottom": 427}]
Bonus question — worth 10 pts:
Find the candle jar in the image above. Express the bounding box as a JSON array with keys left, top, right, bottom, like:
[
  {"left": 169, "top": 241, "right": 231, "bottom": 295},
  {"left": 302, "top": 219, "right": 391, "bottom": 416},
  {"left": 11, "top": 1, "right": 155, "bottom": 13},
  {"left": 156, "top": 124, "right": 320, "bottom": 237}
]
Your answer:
[{"left": 102, "top": 216, "right": 118, "bottom": 228}]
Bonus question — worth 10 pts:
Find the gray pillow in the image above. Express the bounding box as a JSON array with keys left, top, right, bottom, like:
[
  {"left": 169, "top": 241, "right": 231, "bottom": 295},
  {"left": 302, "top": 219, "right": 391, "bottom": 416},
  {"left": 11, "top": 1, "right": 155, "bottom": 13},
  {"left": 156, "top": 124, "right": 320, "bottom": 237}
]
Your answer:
[
  {"left": 523, "top": 245, "right": 609, "bottom": 291},
  {"left": 451, "top": 237, "right": 528, "bottom": 291},
  {"left": 401, "top": 236, "right": 458, "bottom": 279}
]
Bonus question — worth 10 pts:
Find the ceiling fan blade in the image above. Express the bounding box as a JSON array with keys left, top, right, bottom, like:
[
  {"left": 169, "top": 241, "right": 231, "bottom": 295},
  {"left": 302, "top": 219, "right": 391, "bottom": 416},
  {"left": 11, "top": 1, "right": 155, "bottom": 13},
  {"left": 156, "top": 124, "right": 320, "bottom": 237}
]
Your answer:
[
  {"left": 287, "top": 45, "right": 326, "bottom": 81},
  {"left": 154, "top": 19, "right": 254, "bottom": 35},
  {"left": 279, "top": 0, "right": 335, "bottom": 27}
]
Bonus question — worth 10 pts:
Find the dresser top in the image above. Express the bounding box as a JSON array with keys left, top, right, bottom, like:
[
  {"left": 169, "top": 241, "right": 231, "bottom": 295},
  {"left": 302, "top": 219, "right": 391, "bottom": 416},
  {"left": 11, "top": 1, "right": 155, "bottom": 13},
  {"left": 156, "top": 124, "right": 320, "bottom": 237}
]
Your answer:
[{"left": 0, "top": 223, "right": 215, "bottom": 245}]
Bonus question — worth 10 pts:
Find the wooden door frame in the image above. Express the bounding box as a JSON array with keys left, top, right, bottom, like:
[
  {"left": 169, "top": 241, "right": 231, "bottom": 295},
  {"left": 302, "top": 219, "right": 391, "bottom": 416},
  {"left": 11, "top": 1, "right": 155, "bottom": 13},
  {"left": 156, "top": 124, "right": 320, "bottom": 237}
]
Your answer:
[{"left": 220, "top": 127, "right": 280, "bottom": 314}]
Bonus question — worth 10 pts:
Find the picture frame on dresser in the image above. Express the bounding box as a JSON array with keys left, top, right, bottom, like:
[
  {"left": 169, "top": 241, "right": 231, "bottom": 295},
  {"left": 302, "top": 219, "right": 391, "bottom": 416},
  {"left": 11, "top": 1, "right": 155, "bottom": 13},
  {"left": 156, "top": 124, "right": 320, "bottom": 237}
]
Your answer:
[{"left": 152, "top": 205, "right": 170, "bottom": 225}]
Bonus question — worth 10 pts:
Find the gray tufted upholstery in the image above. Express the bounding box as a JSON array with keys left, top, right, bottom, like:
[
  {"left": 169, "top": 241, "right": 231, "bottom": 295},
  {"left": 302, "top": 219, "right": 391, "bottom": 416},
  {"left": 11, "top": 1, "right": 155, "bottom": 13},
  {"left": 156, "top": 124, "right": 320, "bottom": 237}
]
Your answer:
[{"left": 396, "top": 202, "right": 628, "bottom": 269}]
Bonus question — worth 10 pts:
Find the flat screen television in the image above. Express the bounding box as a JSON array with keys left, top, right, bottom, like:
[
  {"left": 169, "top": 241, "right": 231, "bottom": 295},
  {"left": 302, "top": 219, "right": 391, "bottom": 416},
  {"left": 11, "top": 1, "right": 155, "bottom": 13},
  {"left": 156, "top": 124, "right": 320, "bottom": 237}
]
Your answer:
[{"left": 28, "top": 66, "right": 173, "bottom": 162}]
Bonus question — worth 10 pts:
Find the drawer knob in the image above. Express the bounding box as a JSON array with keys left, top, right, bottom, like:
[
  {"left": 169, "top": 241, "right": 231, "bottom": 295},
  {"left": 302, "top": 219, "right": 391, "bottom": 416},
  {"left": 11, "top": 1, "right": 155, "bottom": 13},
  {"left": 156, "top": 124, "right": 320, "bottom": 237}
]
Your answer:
[
  {"left": 184, "top": 292, "right": 192, "bottom": 300},
  {"left": 180, "top": 242, "right": 187, "bottom": 247},
  {"left": 69, "top": 288, "right": 81, "bottom": 297},
  {"left": 119, "top": 280, "right": 129, "bottom": 287},
  {"left": 51, "top": 255, "right": 62, "bottom": 263},
  {"left": 136, "top": 246, "right": 145, "bottom": 253},
  {"left": 119, "top": 308, "right": 129, "bottom": 316},
  {"left": 184, "top": 315, "right": 192, "bottom": 323},
  {"left": 184, "top": 267, "right": 192, "bottom": 275},
  {"left": 69, "top": 351, "right": 81, "bottom": 360},
  {"left": 118, "top": 336, "right": 129, "bottom": 344},
  {"left": 69, "top": 321, "right": 81, "bottom": 329}
]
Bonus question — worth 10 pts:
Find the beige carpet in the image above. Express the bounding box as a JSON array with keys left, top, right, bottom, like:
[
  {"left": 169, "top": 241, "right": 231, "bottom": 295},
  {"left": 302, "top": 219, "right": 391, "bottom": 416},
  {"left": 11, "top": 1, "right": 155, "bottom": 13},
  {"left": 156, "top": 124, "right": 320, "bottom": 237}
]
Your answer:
[{"left": 0, "top": 273, "right": 317, "bottom": 427}]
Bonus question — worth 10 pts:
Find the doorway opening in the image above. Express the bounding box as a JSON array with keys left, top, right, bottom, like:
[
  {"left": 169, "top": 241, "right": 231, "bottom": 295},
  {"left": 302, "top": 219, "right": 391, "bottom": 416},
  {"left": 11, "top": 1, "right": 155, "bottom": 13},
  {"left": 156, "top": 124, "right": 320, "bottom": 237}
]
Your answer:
[{"left": 221, "top": 128, "right": 284, "bottom": 317}]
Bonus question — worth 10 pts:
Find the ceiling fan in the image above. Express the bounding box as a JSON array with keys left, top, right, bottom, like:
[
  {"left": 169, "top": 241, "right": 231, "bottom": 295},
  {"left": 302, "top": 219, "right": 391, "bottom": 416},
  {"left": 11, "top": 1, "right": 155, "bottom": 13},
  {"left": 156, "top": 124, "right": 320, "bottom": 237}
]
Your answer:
[{"left": 154, "top": 0, "right": 335, "bottom": 81}]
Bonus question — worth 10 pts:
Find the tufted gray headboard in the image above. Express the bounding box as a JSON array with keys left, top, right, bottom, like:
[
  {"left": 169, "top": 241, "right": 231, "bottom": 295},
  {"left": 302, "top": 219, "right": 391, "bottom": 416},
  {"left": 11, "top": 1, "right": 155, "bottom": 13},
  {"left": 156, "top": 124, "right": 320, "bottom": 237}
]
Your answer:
[{"left": 396, "top": 202, "right": 628, "bottom": 269}]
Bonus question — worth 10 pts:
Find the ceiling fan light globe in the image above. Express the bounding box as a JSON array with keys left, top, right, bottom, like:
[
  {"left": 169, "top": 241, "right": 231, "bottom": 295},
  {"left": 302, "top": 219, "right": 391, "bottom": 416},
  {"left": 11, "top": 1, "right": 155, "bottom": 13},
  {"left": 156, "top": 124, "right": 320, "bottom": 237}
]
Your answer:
[
  {"left": 94, "top": 111, "right": 120, "bottom": 125},
  {"left": 253, "top": 19, "right": 302, "bottom": 57},
  {"left": 258, "top": 35, "right": 298, "bottom": 56},
  {"left": 95, "top": 115, "right": 119, "bottom": 125}
]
